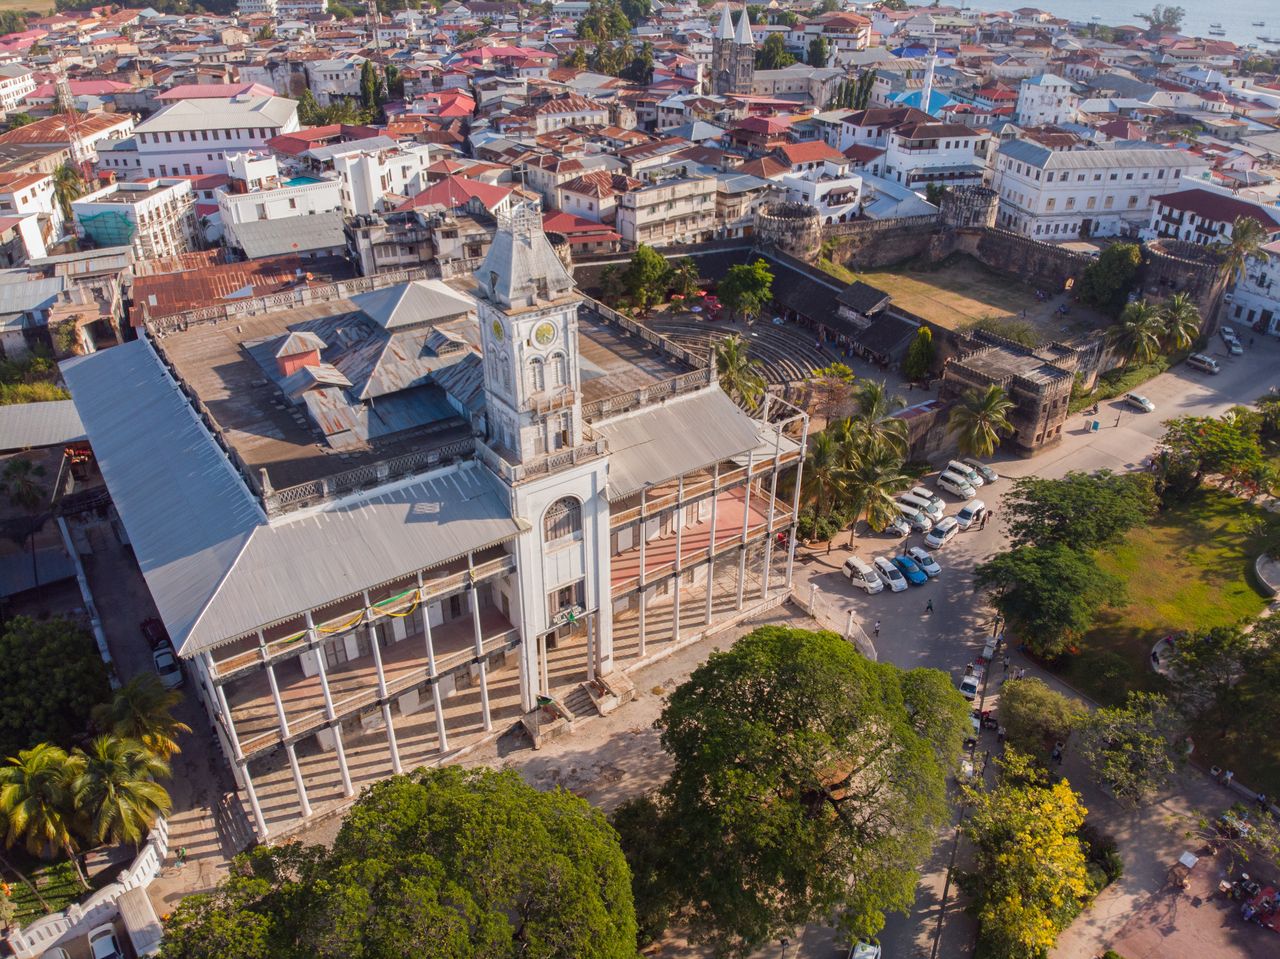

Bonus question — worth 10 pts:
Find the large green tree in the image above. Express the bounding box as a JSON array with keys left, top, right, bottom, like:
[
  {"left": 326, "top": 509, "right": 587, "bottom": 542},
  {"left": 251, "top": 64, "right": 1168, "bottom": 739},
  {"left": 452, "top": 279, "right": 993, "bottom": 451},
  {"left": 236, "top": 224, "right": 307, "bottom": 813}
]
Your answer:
[
  {"left": 0, "top": 744, "right": 88, "bottom": 887},
  {"left": 975, "top": 546, "right": 1126, "bottom": 657},
  {"left": 718, "top": 258, "right": 774, "bottom": 324},
  {"left": 0, "top": 617, "right": 111, "bottom": 761},
  {"left": 755, "top": 33, "right": 795, "bottom": 70},
  {"left": 963, "top": 754, "right": 1091, "bottom": 959},
  {"left": 621, "top": 626, "right": 968, "bottom": 955},
  {"left": 1165, "top": 625, "right": 1257, "bottom": 731},
  {"left": 1076, "top": 242, "right": 1140, "bottom": 315},
  {"left": 1107, "top": 300, "right": 1163, "bottom": 365},
  {"left": 1002, "top": 470, "right": 1158, "bottom": 550},
  {"left": 844, "top": 379, "right": 907, "bottom": 457},
  {"left": 622, "top": 243, "right": 670, "bottom": 313},
  {"left": 1077, "top": 692, "right": 1179, "bottom": 807},
  {"left": 1159, "top": 413, "right": 1265, "bottom": 487},
  {"left": 92, "top": 674, "right": 192, "bottom": 760},
  {"left": 160, "top": 768, "right": 637, "bottom": 959},
  {"left": 997, "top": 678, "right": 1087, "bottom": 755},
  {"left": 808, "top": 36, "right": 828, "bottom": 67},
  {"left": 1159, "top": 292, "right": 1200, "bottom": 351},
  {"left": 72, "top": 736, "right": 171, "bottom": 846},
  {"left": 1219, "top": 215, "right": 1267, "bottom": 284}
]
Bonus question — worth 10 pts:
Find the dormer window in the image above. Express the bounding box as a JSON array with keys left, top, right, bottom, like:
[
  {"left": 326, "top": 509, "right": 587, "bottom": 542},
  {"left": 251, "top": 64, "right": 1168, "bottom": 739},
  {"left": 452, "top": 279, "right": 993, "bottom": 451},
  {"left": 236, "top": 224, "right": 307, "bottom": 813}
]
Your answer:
[
  {"left": 489, "top": 271, "right": 499, "bottom": 299},
  {"left": 535, "top": 277, "right": 549, "bottom": 301}
]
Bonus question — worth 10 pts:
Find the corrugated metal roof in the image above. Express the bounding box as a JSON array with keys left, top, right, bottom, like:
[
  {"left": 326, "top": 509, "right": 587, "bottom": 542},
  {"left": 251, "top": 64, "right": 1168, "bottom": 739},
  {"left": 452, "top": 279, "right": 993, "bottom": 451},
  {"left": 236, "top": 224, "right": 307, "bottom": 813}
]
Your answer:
[
  {"left": 0, "top": 399, "right": 85, "bottom": 451},
  {"left": 236, "top": 211, "right": 346, "bottom": 259},
  {"left": 593, "top": 387, "right": 761, "bottom": 501},
  {"left": 61, "top": 340, "right": 263, "bottom": 656},
  {"left": 62, "top": 339, "right": 524, "bottom": 656},
  {"left": 351, "top": 280, "right": 475, "bottom": 331}
]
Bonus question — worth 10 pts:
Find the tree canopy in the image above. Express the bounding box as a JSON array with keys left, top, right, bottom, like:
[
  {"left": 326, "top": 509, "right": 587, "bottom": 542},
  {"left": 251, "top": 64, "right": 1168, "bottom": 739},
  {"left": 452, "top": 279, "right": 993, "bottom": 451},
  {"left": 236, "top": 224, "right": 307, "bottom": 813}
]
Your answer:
[
  {"left": 159, "top": 768, "right": 638, "bottom": 959},
  {"left": 1076, "top": 242, "right": 1141, "bottom": 315},
  {"left": 902, "top": 326, "right": 934, "bottom": 381},
  {"left": 0, "top": 617, "right": 111, "bottom": 760},
  {"left": 963, "top": 753, "right": 1091, "bottom": 959},
  {"left": 622, "top": 244, "right": 670, "bottom": 312},
  {"left": 1002, "top": 470, "right": 1158, "bottom": 550},
  {"left": 718, "top": 258, "right": 774, "bottom": 323},
  {"left": 997, "top": 677, "right": 1087, "bottom": 755},
  {"left": 975, "top": 545, "right": 1126, "bottom": 657},
  {"left": 1159, "top": 414, "right": 1265, "bottom": 488},
  {"left": 1077, "top": 692, "right": 1179, "bottom": 807},
  {"left": 618, "top": 626, "right": 969, "bottom": 955},
  {"left": 755, "top": 33, "right": 796, "bottom": 70}
]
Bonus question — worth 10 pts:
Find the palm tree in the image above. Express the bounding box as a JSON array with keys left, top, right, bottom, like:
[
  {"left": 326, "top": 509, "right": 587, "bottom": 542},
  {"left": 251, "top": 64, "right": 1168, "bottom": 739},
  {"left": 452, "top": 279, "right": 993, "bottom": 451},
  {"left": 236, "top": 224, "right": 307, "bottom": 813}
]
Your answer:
[
  {"left": 714, "top": 334, "right": 767, "bottom": 408},
  {"left": 1106, "top": 300, "right": 1163, "bottom": 365},
  {"left": 0, "top": 808, "right": 50, "bottom": 911},
  {"left": 53, "top": 163, "right": 85, "bottom": 224},
  {"left": 1159, "top": 292, "right": 1200, "bottom": 352},
  {"left": 670, "top": 257, "right": 701, "bottom": 299},
  {"left": 947, "top": 384, "right": 1014, "bottom": 458},
  {"left": 846, "top": 379, "right": 908, "bottom": 457},
  {"left": 71, "top": 737, "right": 171, "bottom": 847},
  {"left": 0, "top": 744, "right": 87, "bottom": 888},
  {"left": 803, "top": 431, "right": 841, "bottom": 519},
  {"left": 92, "top": 675, "right": 191, "bottom": 760},
  {"left": 839, "top": 443, "right": 912, "bottom": 534},
  {"left": 1218, "top": 215, "right": 1267, "bottom": 284}
]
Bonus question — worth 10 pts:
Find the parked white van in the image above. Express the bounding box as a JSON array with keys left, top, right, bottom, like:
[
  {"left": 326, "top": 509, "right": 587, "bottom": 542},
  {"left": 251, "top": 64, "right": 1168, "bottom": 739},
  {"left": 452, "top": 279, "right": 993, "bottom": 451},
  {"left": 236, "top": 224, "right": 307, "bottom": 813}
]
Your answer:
[
  {"left": 937, "top": 471, "right": 976, "bottom": 499},
  {"left": 900, "top": 491, "right": 944, "bottom": 522},
  {"left": 910, "top": 486, "right": 946, "bottom": 514},
  {"left": 1188, "top": 353, "right": 1220, "bottom": 374},
  {"left": 955, "top": 499, "right": 986, "bottom": 531},
  {"left": 873, "top": 556, "right": 909, "bottom": 592},
  {"left": 894, "top": 501, "right": 933, "bottom": 533},
  {"left": 843, "top": 557, "right": 884, "bottom": 594},
  {"left": 945, "top": 460, "right": 984, "bottom": 487}
]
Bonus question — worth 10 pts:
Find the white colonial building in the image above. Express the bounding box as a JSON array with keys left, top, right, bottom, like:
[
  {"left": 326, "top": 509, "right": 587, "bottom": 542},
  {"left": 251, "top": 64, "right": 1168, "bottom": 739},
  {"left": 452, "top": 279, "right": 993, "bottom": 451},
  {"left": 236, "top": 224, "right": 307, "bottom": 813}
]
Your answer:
[
  {"left": 992, "top": 139, "right": 1211, "bottom": 240},
  {"left": 61, "top": 203, "right": 807, "bottom": 842},
  {"left": 1015, "top": 74, "right": 1078, "bottom": 127},
  {"left": 217, "top": 152, "right": 343, "bottom": 251}
]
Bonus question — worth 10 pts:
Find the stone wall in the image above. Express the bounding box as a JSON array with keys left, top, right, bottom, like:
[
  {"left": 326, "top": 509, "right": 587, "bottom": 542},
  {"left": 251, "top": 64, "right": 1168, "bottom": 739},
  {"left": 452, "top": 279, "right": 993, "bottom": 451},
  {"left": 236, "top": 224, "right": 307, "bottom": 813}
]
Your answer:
[
  {"left": 821, "top": 214, "right": 939, "bottom": 268},
  {"left": 754, "top": 202, "right": 822, "bottom": 261},
  {"left": 940, "top": 185, "right": 998, "bottom": 231},
  {"left": 958, "top": 227, "right": 1093, "bottom": 290},
  {"left": 1140, "top": 239, "right": 1229, "bottom": 330}
]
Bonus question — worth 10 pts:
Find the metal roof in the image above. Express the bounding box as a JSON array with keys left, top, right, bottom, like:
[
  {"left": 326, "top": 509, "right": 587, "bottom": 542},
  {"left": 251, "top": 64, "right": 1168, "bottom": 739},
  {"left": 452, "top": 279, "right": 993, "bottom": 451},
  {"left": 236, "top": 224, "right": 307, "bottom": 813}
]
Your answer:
[
  {"left": 0, "top": 399, "right": 85, "bottom": 451},
  {"left": 62, "top": 339, "right": 524, "bottom": 656},
  {"left": 235, "top": 211, "right": 345, "bottom": 259},
  {"left": 61, "top": 340, "right": 263, "bottom": 657},
  {"left": 593, "top": 387, "right": 762, "bottom": 501},
  {"left": 351, "top": 279, "right": 475, "bottom": 331}
]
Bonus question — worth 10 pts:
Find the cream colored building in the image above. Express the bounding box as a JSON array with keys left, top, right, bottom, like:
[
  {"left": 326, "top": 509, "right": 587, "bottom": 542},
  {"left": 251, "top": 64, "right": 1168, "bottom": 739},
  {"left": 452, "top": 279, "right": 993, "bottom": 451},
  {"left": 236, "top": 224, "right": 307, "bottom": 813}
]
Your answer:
[{"left": 615, "top": 175, "right": 716, "bottom": 247}]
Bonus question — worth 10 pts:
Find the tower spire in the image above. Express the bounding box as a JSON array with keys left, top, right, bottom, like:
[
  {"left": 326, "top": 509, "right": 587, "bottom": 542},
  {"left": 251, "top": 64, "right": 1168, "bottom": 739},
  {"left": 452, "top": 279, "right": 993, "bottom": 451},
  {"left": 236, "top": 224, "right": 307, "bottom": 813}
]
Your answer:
[
  {"left": 734, "top": 4, "right": 754, "bottom": 46},
  {"left": 716, "top": 3, "right": 734, "bottom": 41}
]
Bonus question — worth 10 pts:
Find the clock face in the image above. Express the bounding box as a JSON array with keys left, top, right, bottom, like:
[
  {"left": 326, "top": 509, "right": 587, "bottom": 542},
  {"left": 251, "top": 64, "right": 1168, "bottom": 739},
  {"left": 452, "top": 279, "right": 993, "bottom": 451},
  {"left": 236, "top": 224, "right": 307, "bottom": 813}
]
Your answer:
[
  {"left": 490, "top": 318, "right": 504, "bottom": 342},
  {"left": 533, "top": 322, "right": 556, "bottom": 346}
]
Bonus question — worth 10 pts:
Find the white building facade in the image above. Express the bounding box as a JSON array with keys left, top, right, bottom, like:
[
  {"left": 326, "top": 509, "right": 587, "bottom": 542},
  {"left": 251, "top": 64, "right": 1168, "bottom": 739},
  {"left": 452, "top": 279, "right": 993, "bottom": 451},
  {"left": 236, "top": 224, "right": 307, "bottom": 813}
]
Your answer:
[
  {"left": 992, "top": 139, "right": 1210, "bottom": 240},
  {"left": 1015, "top": 74, "right": 1078, "bottom": 127},
  {"left": 72, "top": 179, "right": 197, "bottom": 259}
]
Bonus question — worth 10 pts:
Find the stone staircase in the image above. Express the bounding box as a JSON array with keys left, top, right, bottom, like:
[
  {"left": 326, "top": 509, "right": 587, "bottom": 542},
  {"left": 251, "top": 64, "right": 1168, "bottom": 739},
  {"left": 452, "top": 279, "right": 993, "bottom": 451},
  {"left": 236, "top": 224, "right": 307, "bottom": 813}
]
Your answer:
[{"left": 561, "top": 682, "right": 596, "bottom": 720}]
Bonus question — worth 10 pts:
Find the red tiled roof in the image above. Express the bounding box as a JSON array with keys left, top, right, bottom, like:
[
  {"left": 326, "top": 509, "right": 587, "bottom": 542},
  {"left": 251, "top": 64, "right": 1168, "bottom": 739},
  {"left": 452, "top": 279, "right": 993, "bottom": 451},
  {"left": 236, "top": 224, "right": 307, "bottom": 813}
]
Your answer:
[
  {"left": 395, "top": 174, "right": 511, "bottom": 213},
  {"left": 1153, "top": 188, "right": 1280, "bottom": 231},
  {"left": 773, "top": 141, "right": 845, "bottom": 165},
  {"left": 156, "top": 82, "right": 276, "bottom": 101}
]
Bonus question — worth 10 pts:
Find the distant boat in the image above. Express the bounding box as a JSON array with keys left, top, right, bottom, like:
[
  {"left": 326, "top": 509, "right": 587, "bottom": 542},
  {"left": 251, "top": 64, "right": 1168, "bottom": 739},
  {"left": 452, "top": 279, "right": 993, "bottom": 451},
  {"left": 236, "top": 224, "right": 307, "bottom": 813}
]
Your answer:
[
  {"left": 1209, "top": 28, "right": 1225, "bottom": 35},
  {"left": 1091, "top": 14, "right": 1101, "bottom": 21},
  {"left": 1209, "top": 22, "right": 1222, "bottom": 28},
  {"left": 1253, "top": 20, "right": 1266, "bottom": 26}
]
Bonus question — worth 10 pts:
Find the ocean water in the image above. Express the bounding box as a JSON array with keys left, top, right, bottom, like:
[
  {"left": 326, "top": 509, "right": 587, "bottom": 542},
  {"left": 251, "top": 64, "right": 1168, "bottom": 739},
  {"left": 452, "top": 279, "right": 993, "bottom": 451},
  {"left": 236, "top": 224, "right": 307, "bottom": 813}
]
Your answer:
[{"left": 953, "top": 0, "right": 1280, "bottom": 50}]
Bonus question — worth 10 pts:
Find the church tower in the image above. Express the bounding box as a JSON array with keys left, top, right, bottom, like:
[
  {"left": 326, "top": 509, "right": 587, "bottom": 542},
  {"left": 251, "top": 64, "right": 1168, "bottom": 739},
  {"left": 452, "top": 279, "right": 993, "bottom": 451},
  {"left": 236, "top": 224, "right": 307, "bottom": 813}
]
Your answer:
[
  {"left": 474, "top": 200, "right": 615, "bottom": 714},
  {"left": 712, "top": 4, "right": 754, "bottom": 96}
]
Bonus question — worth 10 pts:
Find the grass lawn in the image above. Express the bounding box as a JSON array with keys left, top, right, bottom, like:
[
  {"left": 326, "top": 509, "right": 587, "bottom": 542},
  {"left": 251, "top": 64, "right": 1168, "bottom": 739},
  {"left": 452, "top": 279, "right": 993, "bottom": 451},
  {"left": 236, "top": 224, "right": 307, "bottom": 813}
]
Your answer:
[
  {"left": 0, "top": 0, "right": 54, "bottom": 12},
  {"left": 1056, "top": 489, "right": 1275, "bottom": 709},
  {"left": 851, "top": 255, "right": 1109, "bottom": 341}
]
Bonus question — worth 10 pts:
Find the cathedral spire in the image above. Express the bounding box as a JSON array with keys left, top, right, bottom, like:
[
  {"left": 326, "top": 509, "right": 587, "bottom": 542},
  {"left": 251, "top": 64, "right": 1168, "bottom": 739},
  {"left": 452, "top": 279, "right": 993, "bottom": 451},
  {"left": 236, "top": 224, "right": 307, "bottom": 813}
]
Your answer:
[
  {"left": 734, "top": 4, "right": 754, "bottom": 46},
  {"left": 716, "top": 3, "right": 734, "bottom": 41}
]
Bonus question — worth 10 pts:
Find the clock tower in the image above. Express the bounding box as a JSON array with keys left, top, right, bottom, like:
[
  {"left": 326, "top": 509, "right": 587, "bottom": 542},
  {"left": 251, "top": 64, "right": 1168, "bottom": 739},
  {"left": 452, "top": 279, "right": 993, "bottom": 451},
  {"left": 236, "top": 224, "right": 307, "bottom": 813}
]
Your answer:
[
  {"left": 475, "top": 200, "right": 583, "bottom": 463},
  {"left": 474, "top": 199, "right": 615, "bottom": 715}
]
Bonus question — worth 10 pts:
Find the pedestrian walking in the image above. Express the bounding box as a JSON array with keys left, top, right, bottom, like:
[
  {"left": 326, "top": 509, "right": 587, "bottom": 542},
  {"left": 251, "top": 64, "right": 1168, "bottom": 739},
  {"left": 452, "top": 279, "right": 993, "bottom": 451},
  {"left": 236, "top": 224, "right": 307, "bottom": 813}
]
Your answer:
[
  {"left": 997, "top": 725, "right": 1006, "bottom": 744},
  {"left": 1258, "top": 792, "right": 1270, "bottom": 811},
  {"left": 1002, "top": 653, "right": 1009, "bottom": 672},
  {"left": 925, "top": 598, "right": 933, "bottom": 613},
  {"left": 980, "top": 512, "right": 988, "bottom": 530},
  {"left": 873, "top": 619, "right": 881, "bottom": 637},
  {"left": 1017, "top": 666, "right": 1026, "bottom": 680},
  {"left": 1221, "top": 769, "right": 1234, "bottom": 787},
  {"left": 1051, "top": 744, "right": 1063, "bottom": 765}
]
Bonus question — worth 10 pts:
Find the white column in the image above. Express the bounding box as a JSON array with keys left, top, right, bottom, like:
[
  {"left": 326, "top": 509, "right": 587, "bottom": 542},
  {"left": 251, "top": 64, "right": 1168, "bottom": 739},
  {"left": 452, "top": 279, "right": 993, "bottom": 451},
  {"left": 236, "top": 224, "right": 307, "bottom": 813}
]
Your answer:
[
  {"left": 671, "top": 476, "right": 684, "bottom": 642},
  {"left": 239, "top": 760, "right": 269, "bottom": 841},
  {"left": 468, "top": 554, "right": 493, "bottom": 733},
  {"left": 309, "top": 630, "right": 354, "bottom": 798},
  {"left": 285, "top": 742, "right": 311, "bottom": 818},
  {"left": 761, "top": 419, "right": 784, "bottom": 599},
  {"left": 705, "top": 464, "right": 720, "bottom": 624},
  {"left": 736, "top": 451, "right": 755, "bottom": 610},
  {"left": 785, "top": 414, "right": 810, "bottom": 588},
  {"left": 365, "top": 608, "right": 402, "bottom": 775},
  {"left": 587, "top": 615, "right": 597, "bottom": 682},
  {"left": 211, "top": 674, "right": 243, "bottom": 761},
  {"left": 637, "top": 486, "right": 647, "bottom": 658},
  {"left": 418, "top": 574, "right": 449, "bottom": 753},
  {"left": 539, "top": 630, "right": 550, "bottom": 695}
]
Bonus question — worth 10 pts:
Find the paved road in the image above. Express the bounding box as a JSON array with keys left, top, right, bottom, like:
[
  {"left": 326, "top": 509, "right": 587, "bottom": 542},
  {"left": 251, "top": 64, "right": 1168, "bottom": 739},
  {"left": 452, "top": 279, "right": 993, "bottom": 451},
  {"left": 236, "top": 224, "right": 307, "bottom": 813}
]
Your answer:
[{"left": 783, "top": 337, "right": 1280, "bottom": 959}]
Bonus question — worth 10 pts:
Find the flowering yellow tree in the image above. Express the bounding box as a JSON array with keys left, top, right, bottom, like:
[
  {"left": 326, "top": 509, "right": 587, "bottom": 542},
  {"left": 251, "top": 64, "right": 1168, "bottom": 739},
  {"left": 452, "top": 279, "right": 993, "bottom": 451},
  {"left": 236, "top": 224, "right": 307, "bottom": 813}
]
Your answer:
[{"left": 964, "top": 752, "right": 1092, "bottom": 959}]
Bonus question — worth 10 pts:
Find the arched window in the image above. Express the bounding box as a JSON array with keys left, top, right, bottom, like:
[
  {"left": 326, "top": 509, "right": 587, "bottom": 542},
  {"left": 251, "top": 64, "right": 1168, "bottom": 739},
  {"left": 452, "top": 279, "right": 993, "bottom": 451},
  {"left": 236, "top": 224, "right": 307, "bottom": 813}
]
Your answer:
[
  {"left": 528, "top": 356, "right": 545, "bottom": 393},
  {"left": 547, "top": 351, "right": 567, "bottom": 388},
  {"left": 544, "top": 496, "right": 582, "bottom": 543}
]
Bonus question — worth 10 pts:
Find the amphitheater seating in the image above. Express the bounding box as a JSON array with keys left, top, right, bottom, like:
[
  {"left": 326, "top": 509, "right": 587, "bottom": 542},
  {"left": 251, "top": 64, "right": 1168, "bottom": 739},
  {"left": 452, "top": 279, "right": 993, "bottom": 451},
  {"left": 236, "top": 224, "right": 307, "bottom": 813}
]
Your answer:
[{"left": 646, "top": 316, "right": 830, "bottom": 386}]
